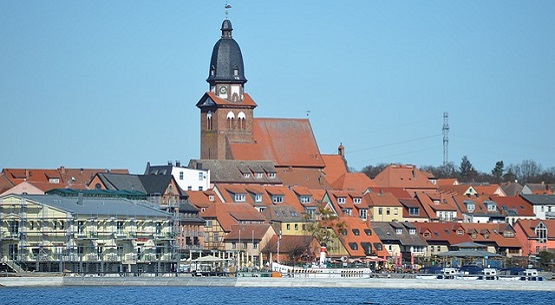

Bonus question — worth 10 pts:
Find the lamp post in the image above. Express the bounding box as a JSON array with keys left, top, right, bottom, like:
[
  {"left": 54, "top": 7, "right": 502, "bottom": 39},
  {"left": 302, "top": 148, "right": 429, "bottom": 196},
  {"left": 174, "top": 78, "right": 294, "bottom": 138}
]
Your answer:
[{"left": 277, "top": 230, "right": 282, "bottom": 263}]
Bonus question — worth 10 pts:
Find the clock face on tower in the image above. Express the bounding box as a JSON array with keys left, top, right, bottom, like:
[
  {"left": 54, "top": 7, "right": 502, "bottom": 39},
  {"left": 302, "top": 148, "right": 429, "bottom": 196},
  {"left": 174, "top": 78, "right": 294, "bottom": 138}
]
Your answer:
[{"left": 219, "top": 85, "right": 228, "bottom": 95}]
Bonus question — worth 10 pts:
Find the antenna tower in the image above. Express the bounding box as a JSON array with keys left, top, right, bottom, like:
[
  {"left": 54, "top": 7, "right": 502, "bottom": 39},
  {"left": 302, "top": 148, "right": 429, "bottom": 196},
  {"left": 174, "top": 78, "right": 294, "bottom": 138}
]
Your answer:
[{"left": 442, "top": 112, "right": 449, "bottom": 165}]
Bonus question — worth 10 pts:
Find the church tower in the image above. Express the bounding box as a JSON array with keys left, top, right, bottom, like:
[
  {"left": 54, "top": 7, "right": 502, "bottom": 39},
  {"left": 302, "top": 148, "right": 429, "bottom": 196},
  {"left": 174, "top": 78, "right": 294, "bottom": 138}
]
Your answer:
[{"left": 196, "top": 19, "right": 257, "bottom": 160}]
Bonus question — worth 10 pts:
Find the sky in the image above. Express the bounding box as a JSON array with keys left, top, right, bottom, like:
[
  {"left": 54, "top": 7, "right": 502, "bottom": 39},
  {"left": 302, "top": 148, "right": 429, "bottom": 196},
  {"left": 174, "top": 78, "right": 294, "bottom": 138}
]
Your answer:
[{"left": 1, "top": 1, "right": 554, "bottom": 174}]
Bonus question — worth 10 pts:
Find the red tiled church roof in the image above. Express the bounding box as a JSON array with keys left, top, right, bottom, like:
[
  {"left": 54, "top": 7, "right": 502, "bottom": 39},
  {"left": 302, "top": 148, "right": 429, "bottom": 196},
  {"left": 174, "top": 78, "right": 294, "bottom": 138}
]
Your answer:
[{"left": 230, "top": 118, "right": 325, "bottom": 168}]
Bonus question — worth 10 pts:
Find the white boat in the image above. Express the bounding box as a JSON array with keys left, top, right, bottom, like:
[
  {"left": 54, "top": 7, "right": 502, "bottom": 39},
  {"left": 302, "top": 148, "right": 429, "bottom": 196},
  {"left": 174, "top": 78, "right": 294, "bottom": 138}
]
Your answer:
[{"left": 271, "top": 246, "right": 372, "bottom": 278}]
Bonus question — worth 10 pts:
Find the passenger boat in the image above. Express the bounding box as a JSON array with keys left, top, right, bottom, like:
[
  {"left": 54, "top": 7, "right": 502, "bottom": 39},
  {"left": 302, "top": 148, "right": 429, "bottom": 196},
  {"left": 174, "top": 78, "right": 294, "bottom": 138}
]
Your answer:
[{"left": 271, "top": 247, "right": 372, "bottom": 278}]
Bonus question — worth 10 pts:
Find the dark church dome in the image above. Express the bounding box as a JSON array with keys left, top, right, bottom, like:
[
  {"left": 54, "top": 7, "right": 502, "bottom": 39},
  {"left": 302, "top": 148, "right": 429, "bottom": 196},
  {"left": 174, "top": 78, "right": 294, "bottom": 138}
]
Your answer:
[{"left": 206, "top": 19, "right": 247, "bottom": 85}]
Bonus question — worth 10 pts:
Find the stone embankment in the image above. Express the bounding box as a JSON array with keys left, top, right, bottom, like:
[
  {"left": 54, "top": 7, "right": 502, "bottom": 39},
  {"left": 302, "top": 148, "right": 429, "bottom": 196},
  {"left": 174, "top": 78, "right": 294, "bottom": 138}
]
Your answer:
[{"left": 1, "top": 275, "right": 555, "bottom": 291}]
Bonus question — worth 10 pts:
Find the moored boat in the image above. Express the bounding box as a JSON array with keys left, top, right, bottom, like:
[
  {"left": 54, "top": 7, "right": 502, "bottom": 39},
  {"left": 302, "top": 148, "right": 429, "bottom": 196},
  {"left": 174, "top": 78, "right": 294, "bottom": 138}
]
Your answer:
[{"left": 271, "top": 246, "right": 372, "bottom": 278}]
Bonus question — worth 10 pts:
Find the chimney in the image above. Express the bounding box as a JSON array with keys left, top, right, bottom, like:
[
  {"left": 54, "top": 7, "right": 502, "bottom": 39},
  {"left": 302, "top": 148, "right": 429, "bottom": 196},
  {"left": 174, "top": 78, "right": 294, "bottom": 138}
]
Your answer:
[
  {"left": 338, "top": 143, "right": 345, "bottom": 158},
  {"left": 176, "top": 160, "right": 181, "bottom": 167}
]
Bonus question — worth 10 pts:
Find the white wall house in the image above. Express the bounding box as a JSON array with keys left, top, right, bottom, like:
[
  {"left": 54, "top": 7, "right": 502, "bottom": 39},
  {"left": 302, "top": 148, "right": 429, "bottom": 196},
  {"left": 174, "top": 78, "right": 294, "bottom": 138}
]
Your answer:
[{"left": 145, "top": 161, "right": 210, "bottom": 192}]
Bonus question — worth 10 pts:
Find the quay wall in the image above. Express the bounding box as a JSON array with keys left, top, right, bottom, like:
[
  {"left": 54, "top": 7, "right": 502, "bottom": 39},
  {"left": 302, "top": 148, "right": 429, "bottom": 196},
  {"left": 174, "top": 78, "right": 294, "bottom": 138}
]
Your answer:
[{"left": 1, "top": 276, "right": 555, "bottom": 291}]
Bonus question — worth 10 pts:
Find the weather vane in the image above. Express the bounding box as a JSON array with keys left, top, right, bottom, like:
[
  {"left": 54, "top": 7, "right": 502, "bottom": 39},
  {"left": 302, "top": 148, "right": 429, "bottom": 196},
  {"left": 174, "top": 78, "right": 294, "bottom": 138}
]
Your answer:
[{"left": 225, "top": 2, "right": 232, "bottom": 19}]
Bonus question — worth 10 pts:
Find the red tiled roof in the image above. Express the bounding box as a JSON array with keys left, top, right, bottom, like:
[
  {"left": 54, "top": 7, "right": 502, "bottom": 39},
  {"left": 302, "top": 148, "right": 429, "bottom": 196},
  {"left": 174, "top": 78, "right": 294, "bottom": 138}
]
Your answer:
[
  {"left": 321, "top": 154, "right": 348, "bottom": 185},
  {"left": 491, "top": 196, "right": 535, "bottom": 217},
  {"left": 372, "top": 164, "right": 437, "bottom": 189},
  {"left": 331, "top": 172, "right": 375, "bottom": 193},
  {"left": 230, "top": 118, "right": 325, "bottom": 168},
  {"left": 364, "top": 192, "right": 403, "bottom": 208},
  {"left": 276, "top": 167, "right": 332, "bottom": 190},
  {"left": 203, "top": 91, "right": 258, "bottom": 107}
]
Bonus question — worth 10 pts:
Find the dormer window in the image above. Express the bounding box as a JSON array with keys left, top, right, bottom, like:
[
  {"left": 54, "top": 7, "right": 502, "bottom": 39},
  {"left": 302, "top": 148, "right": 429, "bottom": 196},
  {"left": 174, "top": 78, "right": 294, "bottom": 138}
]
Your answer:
[
  {"left": 208, "top": 195, "right": 215, "bottom": 202},
  {"left": 267, "top": 172, "right": 276, "bottom": 179},
  {"left": 352, "top": 229, "right": 360, "bottom": 236},
  {"left": 395, "top": 228, "right": 402, "bottom": 235},
  {"left": 233, "top": 66, "right": 239, "bottom": 76},
  {"left": 272, "top": 195, "right": 284, "bottom": 203},
  {"left": 300, "top": 196, "right": 312, "bottom": 203},
  {"left": 255, "top": 172, "right": 263, "bottom": 179},
  {"left": 409, "top": 228, "right": 416, "bottom": 235},
  {"left": 353, "top": 197, "right": 362, "bottom": 204},
  {"left": 337, "top": 197, "right": 346, "bottom": 204},
  {"left": 243, "top": 173, "right": 250, "bottom": 178},
  {"left": 254, "top": 194, "right": 263, "bottom": 203},
  {"left": 49, "top": 178, "right": 60, "bottom": 184},
  {"left": 234, "top": 194, "right": 246, "bottom": 202}
]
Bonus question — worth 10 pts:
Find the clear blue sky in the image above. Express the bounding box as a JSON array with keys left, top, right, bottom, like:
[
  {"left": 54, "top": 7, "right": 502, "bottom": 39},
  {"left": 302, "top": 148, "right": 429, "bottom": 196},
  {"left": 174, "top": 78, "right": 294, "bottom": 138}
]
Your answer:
[{"left": 1, "top": 1, "right": 554, "bottom": 174}]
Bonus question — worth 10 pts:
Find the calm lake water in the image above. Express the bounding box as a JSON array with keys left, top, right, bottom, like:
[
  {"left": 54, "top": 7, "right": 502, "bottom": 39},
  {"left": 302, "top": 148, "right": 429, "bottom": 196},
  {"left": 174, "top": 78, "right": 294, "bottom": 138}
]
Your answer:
[{"left": 2, "top": 286, "right": 554, "bottom": 305}]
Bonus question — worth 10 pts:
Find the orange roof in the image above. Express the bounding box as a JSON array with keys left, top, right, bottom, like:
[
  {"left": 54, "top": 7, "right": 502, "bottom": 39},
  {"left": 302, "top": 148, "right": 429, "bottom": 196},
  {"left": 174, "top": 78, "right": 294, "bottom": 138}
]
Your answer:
[
  {"left": 372, "top": 164, "right": 437, "bottom": 189},
  {"left": 337, "top": 216, "right": 389, "bottom": 258},
  {"left": 202, "top": 202, "right": 266, "bottom": 232},
  {"left": 437, "top": 178, "right": 459, "bottom": 186},
  {"left": 276, "top": 167, "right": 332, "bottom": 190},
  {"left": 321, "top": 154, "right": 348, "bottom": 185},
  {"left": 369, "top": 187, "right": 412, "bottom": 200},
  {"left": 412, "top": 222, "right": 471, "bottom": 245},
  {"left": 1, "top": 167, "right": 129, "bottom": 192},
  {"left": 492, "top": 196, "right": 535, "bottom": 217},
  {"left": 230, "top": 118, "right": 325, "bottom": 168},
  {"left": 364, "top": 191, "right": 402, "bottom": 208},
  {"left": 203, "top": 91, "right": 258, "bottom": 107},
  {"left": 460, "top": 223, "right": 522, "bottom": 248},
  {"left": 514, "top": 219, "right": 555, "bottom": 238},
  {"left": 187, "top": 190, "right": 221, "bottom": 210},
  {"left": 331, "top": 172, "right": 375, "bottom": 193}
]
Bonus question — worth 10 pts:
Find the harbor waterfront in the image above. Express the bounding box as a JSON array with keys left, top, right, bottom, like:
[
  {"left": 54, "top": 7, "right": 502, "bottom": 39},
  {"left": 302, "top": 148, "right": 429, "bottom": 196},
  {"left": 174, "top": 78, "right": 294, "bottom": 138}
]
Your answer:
[{"left": 1, "top": 275, "right": 555, "bottom": 291}]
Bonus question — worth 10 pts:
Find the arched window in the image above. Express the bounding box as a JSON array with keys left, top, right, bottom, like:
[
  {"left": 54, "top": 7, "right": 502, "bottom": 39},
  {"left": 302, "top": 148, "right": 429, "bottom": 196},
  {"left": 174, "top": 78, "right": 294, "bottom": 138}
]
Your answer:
[
  {"left": 206, "top": 111, "right": 213, "bottom": 130},
  {"left": 227, "top": 111, "right": 235, "bottom": 129},
  {"left": 238, "top": 111, "right": 246, "bottom": 129}
]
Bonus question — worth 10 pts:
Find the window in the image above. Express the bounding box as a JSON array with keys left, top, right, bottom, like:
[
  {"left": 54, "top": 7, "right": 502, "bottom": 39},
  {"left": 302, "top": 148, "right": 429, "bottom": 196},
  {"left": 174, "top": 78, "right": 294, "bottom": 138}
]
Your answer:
[
  {"left": 198, "top": 172, "right": 204, "bottom": 181},
  {"left": 408, "top": 207, "right": 419, "bottom": 216},
  {"left": 234, "top": 194, "right": 246, "bottom": 202},
  {"left": 352, "top": 229, "right": 360, "bottom": 236},
  {"left": 267, "top": 172, "right": 276, "bottom": 179},
  {"left": 360, "top": 209, "right": 367, "bottom": 220},
  {"left": 349, "top": 242, "right": 358, "bottom": 250},
  {"left": 255, "top": 172, "right": 263, "bottom": 179},
  {"left": 294, "top": 224, "right": 299, "bottom": 230},
  {"left": 207, "top": 111, "right": 213, "bottom": 130},
  {"left": 409, "top": 228, "right": 416, "bottom": 235},
  {"left": 395, "top": 228, "right": 402, "bottom": 235},
  {"left": 273, "top": 195, "right": 284, "bottom": 203},
  {"left": 535, "top": 223, "right": 547, "bottom": 243},
  {"left": 337, "top": 197, "right": 346, "bottom": 204},
  {"left": 286, "top": 224, "right": 290, "bottom": 230},
  {"left": 243, "top": 173, "right": 251, "bottom": 178},
  {"left": 378, "top": 208, "right": 383, "bottom": 215},
  {"left": 179, "top": 172, "right": 184, "bottom": 180},
  {"left": 394, "top": 208, "right": 398, "bottom": 215},
  {"left": 300, "top": 196, "right": 312, "bottom": 203},
  {"left": 386, "top": 208, "right": 390, "bottom": 215},
  {"left": 353, "top": 197, "right": 362, "bottom": 204},
  {"left": 342, "top": 208, "right": 352, "bottom": 216},
  {"left": 364, "top": 229, "right": 372, "bottom": 236},
  {"left": 255, "top": 194, "right": 263, "bottom": 203},
  {"left": 374, "top": 243, "right": 383, "bottom": 251}
]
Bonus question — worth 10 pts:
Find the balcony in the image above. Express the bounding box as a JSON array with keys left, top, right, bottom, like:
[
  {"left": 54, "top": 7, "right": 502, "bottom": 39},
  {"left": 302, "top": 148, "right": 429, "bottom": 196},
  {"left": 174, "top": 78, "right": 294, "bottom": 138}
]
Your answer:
[
  {"left": 114, "top": 232, "right": 137, "bottom": 240},
  {"left": 0, "top": 231, "right": 20, "bottom": 240},
  {"left": 75, "top": 232, "right": 99, "bottom": 239},
  {"left": 546, "top": 211, "right": 555, "bottom": 220}
]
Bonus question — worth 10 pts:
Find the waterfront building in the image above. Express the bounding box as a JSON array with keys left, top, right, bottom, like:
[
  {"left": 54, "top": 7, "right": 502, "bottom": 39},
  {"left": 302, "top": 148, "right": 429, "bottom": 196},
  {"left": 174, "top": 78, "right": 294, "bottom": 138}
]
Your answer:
[
  {"left": 513, "top": 219, "right": 555, "bottom": 257},
  {"left": 371, "top": 222, "right": 427, "bottom": 267},
  {"left": 0, "top": 193, "right": 174, "bottom": 274}
]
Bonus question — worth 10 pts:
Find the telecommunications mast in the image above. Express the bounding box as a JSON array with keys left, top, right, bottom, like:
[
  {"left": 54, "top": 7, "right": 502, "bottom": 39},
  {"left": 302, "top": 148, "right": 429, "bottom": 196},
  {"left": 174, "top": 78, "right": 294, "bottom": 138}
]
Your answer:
[{"left": 443, "top": 112, "right": 449, "bottom": 165}]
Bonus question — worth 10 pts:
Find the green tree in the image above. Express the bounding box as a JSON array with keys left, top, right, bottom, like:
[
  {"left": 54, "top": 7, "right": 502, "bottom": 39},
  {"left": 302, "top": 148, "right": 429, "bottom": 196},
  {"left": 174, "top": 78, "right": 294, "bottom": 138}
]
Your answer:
[
  {"left": 458, "top": 155, "right": 477, "bottom": 182},
  {"left": 491, "top": 160, "right": 504, "bottom": 182},
  {"left": 537, "top": 251, "right": 554, "bottom": 272}
]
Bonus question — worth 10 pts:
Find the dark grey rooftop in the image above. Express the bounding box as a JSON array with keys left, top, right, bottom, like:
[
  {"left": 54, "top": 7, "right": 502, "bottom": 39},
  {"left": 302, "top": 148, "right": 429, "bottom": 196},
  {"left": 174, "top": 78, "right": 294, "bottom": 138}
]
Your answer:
[{"left": 19, "top": 194, "right": 170, "bottom": 218}]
